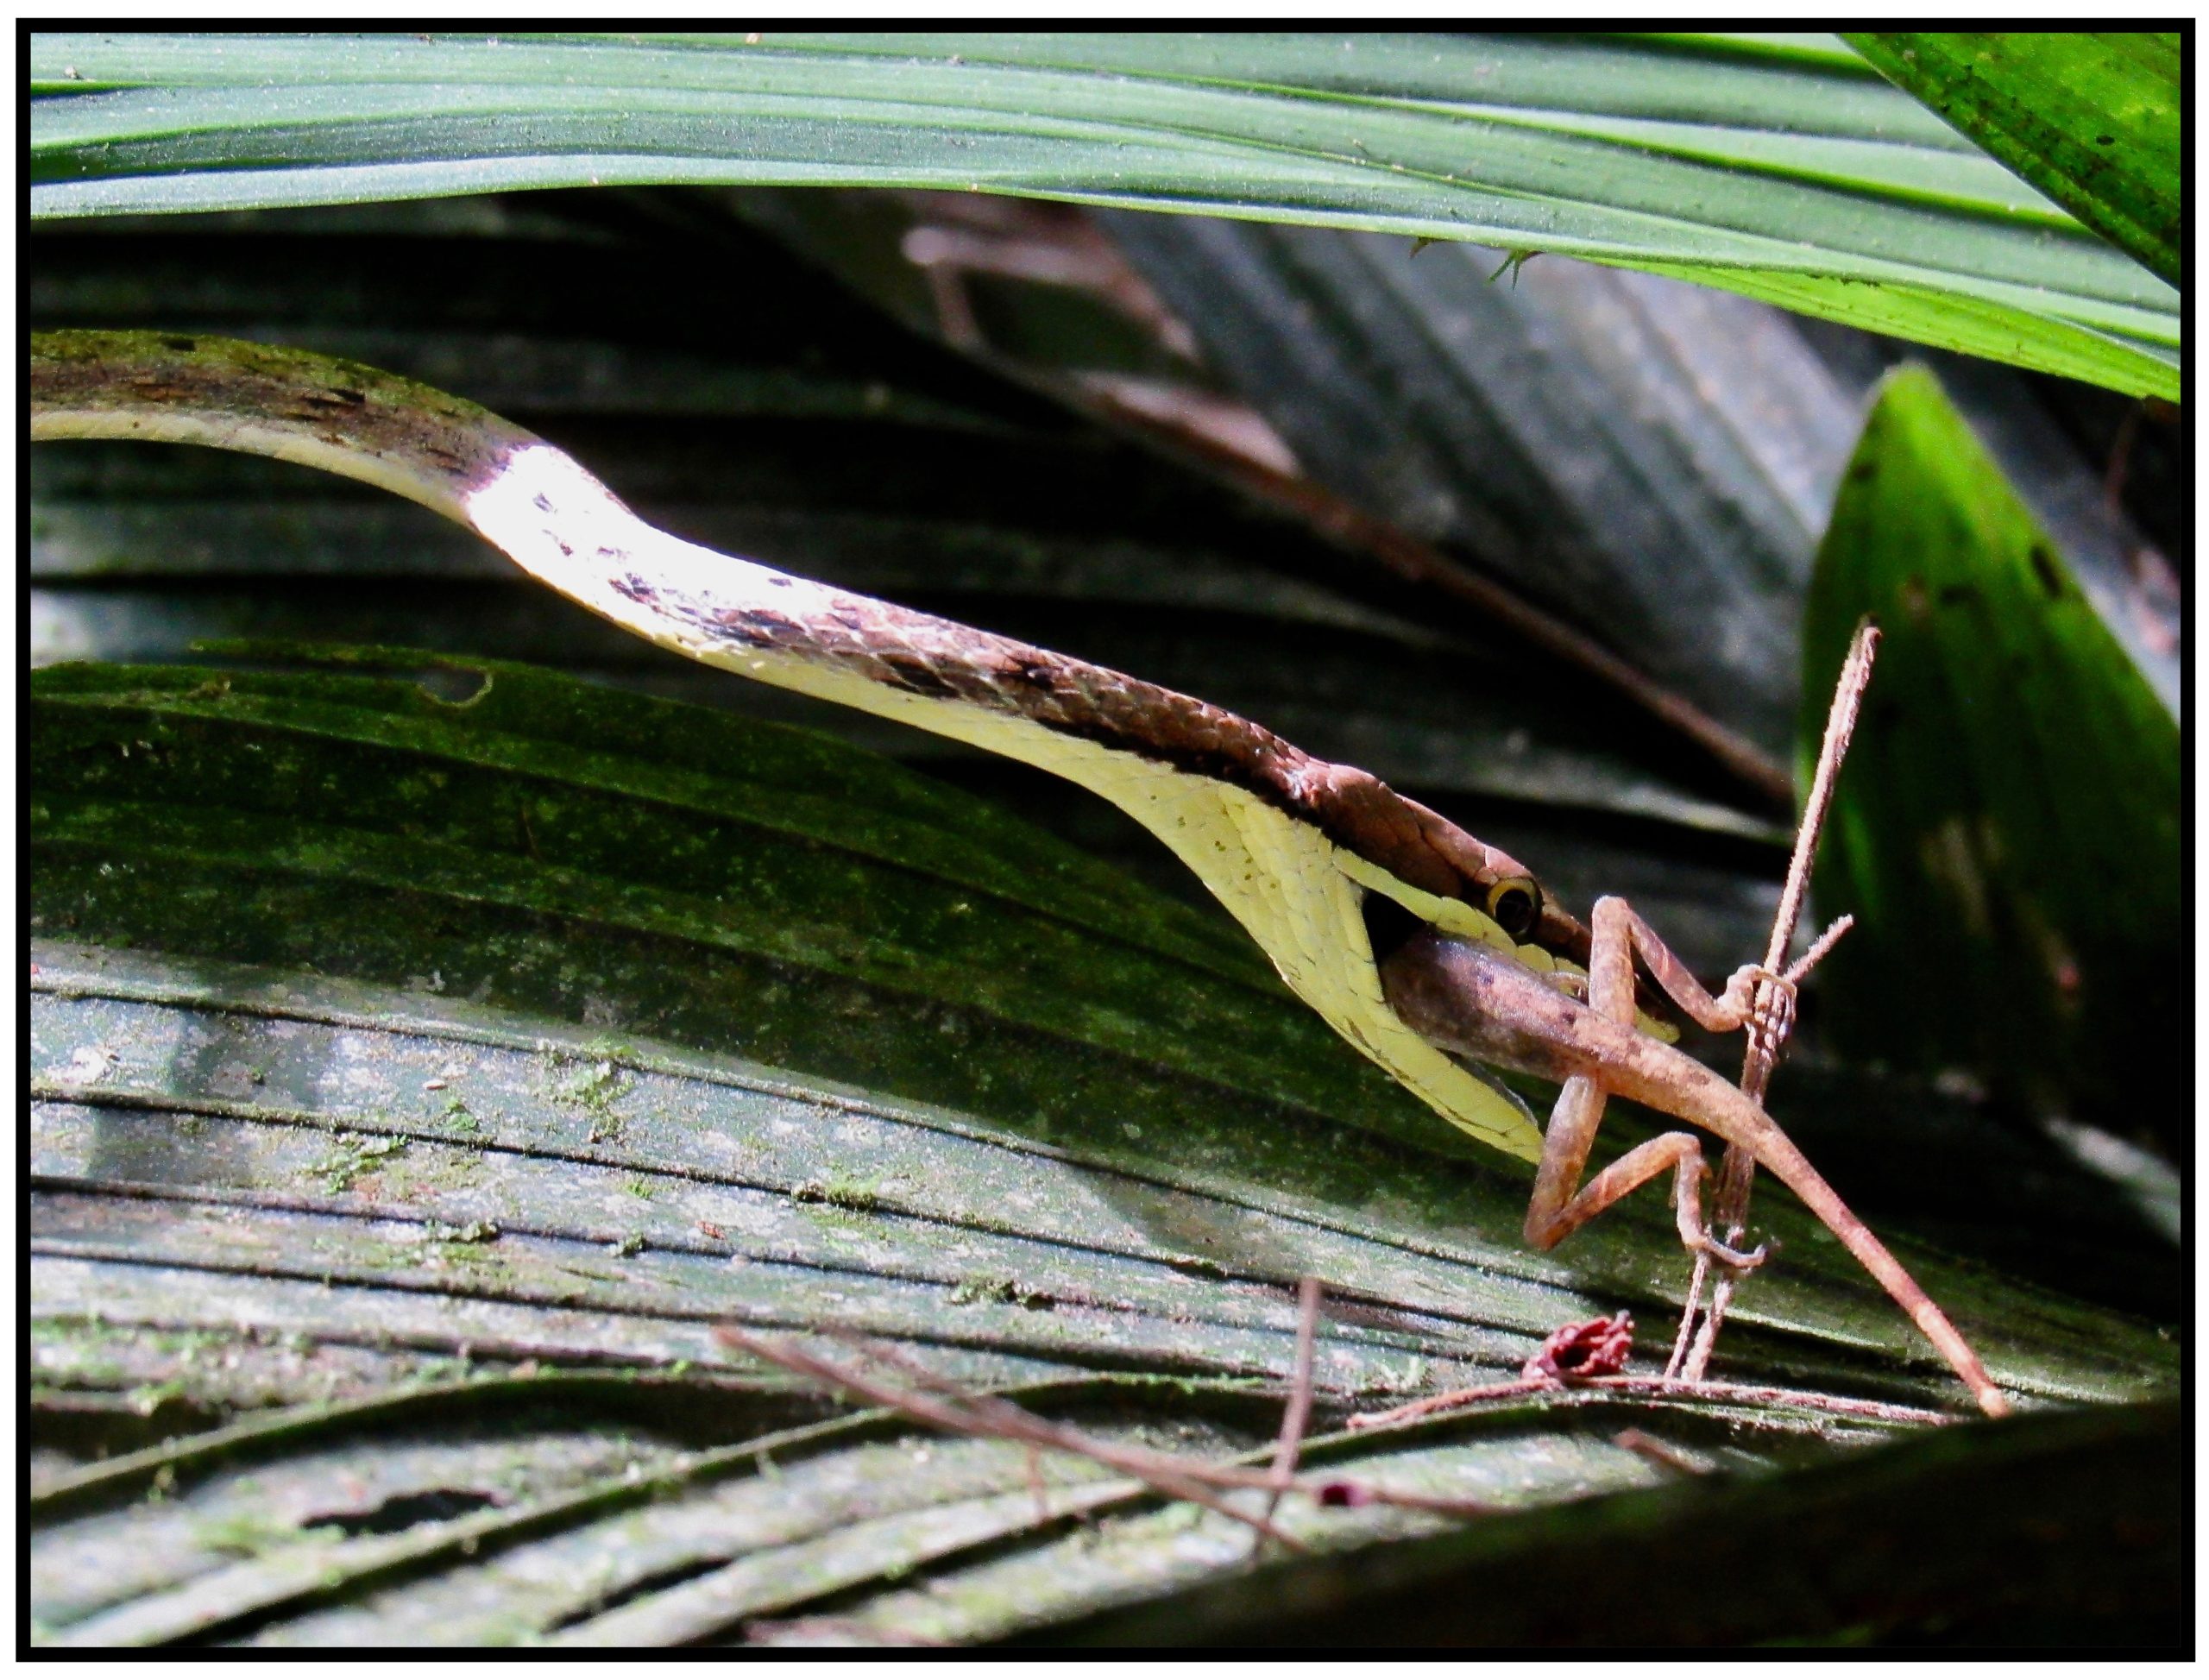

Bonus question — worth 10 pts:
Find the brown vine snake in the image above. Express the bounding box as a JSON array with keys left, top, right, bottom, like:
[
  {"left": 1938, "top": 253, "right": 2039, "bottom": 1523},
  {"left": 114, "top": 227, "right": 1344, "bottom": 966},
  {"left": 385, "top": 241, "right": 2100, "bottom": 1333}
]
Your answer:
[{"left": 31, "top": 329, "right": 2007, "bottom": 1416}]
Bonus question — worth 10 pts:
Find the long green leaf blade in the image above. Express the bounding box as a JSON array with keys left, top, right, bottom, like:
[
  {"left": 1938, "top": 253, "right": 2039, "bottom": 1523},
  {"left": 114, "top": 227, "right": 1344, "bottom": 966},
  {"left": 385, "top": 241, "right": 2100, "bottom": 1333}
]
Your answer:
[
  {"left": 35, "top": 652, "right": 2163, "bottom": 1380},
  {"left": 30, "top": 657, "right": 2179, "bottom": 1643},
  {"left": 27, "top": 929, "right": 2181, "bottom": 1643},
  {"left": 1042, "top": 1401, "right": 2182, "bottom": 1646},
  {"left": 28, "top": 31, "right": 2178, "bottom": 398}
]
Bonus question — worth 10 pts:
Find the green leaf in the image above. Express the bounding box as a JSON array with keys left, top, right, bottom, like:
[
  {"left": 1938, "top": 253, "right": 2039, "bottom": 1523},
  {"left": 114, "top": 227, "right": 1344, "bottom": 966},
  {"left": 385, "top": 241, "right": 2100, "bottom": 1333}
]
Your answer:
[
  {"left": 28, "top": 31, "right": 2178, "bottom": 398},
  {"left": 1846, "top": 33, "right": 2181, "bottom": 288},
  {"left": 1042, "top": 1401, "right": 2184, "bottom": 1646},
  {"left": 28, "top": 660, "right": 2178, "bottom": 1643},
  {"left": 28, "top": 652, "right": 1424, "bottom": 1155},
  {"left": 1803, "top": 367, "right": 2182, "bottom": 1156},
  {"left": 28, "top": 656, "right": 2172, "bottom": 1372}
]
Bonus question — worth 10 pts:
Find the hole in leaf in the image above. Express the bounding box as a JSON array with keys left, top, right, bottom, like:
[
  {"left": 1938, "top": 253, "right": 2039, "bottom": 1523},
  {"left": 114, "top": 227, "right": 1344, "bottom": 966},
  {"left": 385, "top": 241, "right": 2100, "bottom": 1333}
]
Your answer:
[
  {"left": 297, "top": 1486, "right": 502, "bottom": 1536},
  {"left": 410, "top": 664, "right": 494, "bottom": 706}
]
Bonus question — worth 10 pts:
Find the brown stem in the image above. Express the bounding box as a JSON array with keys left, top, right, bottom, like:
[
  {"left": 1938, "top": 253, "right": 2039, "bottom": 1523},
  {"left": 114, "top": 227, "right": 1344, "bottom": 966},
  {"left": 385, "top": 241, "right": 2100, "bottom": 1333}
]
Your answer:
[
  {"left": 1675, "top": 620, "right": 1879, "bottom": 1381},
  {"left": 1262, "top": 1276, "right": 1324, "bottom": 1532},
  {"left": 1350, "top": 1372, "right": 1952, "bottom": 1431}
]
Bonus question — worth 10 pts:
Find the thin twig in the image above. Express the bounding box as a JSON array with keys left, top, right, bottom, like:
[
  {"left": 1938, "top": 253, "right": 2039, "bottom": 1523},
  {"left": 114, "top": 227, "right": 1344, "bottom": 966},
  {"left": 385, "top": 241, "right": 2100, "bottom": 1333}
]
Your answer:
[
  {"left": 1671, "top": 620, "right": 1880, "bottom": 1381},
  {"left": 716, "top": 1316, "right": 1517, "bottom": 1539},
  {"left": 1678, "top": 1273, "right": 1731, "bottom": 1384},
  {"left": 1349, "top": 1372, "right": 1949, "bottom": 1431},
  {"left": 1784, "top": 915, "right": 1855, "bottom": 989},
  {"left": 814, "top": 1330, "right": 1299, "bottom": 1501},
  {"left": 1262, "top": 1276, "right": 1324, "bottom": 1532},
  {"left": 1612, "top": 1429, "right": 1712, "bottom": 1476},
  {"left": 1588, "top": 1374, "right": 1942, "bottom": 1425},
  {"left": 1022, "top": 1444, "right": 1048, "bottom": 1528},
  {"left": 713, "top": 1325, "right": 1304, "bottom": 1549},
  {"left": 817, "top": 1324, "right": 1337, "bottom": 1507},
  {"left": 1664, "top": 1249, "right": 1713, "bottom": 1378},
  {"left": 1765, "top": 620, "right": 1882, "bottom": 1005},
  {"left": 1347, "top": 1373, "right": 1558, "bottom": 1428}
]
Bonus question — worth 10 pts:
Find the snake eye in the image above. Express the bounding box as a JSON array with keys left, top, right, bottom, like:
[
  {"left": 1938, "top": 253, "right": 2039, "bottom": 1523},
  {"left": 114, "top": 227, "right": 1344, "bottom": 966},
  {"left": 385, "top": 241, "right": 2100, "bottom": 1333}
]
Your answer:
[{"left": 1484, "top": 876, "right": 1542, "bottom": 941}]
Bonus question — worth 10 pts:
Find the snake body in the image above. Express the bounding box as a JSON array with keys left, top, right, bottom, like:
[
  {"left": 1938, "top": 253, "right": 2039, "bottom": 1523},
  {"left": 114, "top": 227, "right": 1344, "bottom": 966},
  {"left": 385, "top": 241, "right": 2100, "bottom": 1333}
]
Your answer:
[
  {"left": 33, "top": 330, "right": 1599, "bottom": 1162},
  {"left": 35, "top": 330, "right": 2022, "bottom": 1414}
]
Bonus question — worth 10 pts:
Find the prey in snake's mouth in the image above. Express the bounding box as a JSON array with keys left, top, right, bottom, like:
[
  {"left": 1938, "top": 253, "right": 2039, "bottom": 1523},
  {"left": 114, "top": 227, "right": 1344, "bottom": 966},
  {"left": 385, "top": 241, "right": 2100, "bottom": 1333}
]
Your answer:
[{"left": 29, "top": 330, "right": 2011, "bottom": 1416}]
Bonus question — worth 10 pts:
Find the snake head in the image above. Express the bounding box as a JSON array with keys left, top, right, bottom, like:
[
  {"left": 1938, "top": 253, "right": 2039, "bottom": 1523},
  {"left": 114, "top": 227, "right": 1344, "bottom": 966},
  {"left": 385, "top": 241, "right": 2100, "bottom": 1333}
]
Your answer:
[
  {"left": 1388, "top": 796, "right": 1593, "bottom": 973},
  {"left": 1309, "top": 764, "right": 1595, "bottom": 974}
]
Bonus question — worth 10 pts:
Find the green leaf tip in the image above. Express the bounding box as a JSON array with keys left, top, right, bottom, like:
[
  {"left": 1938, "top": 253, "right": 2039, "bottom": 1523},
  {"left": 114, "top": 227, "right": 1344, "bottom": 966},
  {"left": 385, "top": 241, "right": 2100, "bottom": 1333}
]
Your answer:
[{"left": 1805, "top": 363, "right": 2181, "bottom": 1150}]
